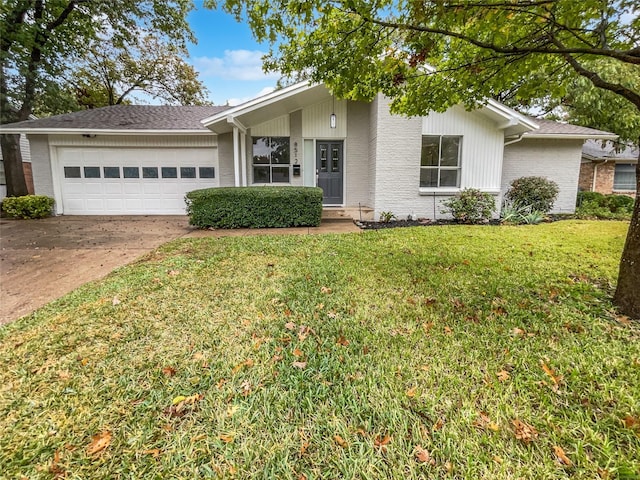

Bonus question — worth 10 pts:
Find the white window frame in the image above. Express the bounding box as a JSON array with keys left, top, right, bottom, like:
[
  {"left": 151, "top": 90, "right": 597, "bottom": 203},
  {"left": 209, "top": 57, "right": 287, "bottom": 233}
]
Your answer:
[
  {"left": 251, "top": 136, "right": 291, "bottom": 184},
  {"left": 419, "top": 135, "right": 462, "bottom": 189},
  {"left": 613, "top": 163, "right": 637, "bottom": 191}
]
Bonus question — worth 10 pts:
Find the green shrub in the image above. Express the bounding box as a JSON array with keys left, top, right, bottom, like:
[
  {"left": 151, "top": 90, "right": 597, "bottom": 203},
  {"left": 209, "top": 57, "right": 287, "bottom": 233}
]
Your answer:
[
  {"left": 379, "top": 211, "right": 396, "bottom": 223},
  {"left": 441, "top": 188, "right": 496, "bottom": 223},
  {"left": 500, "top": 201, "right": 545, "bottom": 225},
  {"left": 185, "top": 186, "right": 323, "bottom": 228},
  {"left": 505, "top": 176, "right": 559, "bottom": 213},
  {"left": 575, "top": 192, "right": 635, "bottom": 220},
  {"left": 2, "top": 195, "right": 55, "bottom": 219}
]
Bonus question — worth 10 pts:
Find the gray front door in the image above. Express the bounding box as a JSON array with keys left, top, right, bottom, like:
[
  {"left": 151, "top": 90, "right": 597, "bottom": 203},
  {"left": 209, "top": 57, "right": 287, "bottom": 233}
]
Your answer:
[{"left": 316, "top": 141, "right": 343, "bottom": 204}]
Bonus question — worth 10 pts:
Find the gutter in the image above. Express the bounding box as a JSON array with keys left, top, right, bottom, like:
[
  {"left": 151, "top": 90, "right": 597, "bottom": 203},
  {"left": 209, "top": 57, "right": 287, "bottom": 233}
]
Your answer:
[
  {"left": 0, "top": 128, "right": 216, "bottom": 136},
  {"left": 504, "top": 134, "right": 525, "bottom": 147}
]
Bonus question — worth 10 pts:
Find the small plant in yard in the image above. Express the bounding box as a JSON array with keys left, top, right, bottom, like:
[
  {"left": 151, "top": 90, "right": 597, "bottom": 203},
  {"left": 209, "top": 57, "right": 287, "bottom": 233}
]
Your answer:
[
  {"left": 505, "top": 176, "right": 559, "bottom": 213},
  {"left": 441, "top": 188, "right": 496, "bottom": 223},
  {"left": 500, "top": 201, "right": 545, "bottom": 225},
  {"left": 2, "top": 195, "right": 55, "bottom": 219},
  {"left": 379, "top": 210, "right": 396, "bottom": 223}
]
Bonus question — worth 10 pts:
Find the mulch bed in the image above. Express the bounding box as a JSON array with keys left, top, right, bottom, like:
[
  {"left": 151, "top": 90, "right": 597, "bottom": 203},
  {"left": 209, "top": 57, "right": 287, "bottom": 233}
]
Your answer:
[{"left": 355, "top": 216, "right": 572, "bottom": 230}]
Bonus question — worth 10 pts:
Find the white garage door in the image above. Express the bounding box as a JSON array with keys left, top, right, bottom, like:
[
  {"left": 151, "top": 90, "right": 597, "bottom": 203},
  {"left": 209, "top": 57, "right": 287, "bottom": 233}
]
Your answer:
[{"left": 58, "top": 147, "right": 218, "bottom": 214}]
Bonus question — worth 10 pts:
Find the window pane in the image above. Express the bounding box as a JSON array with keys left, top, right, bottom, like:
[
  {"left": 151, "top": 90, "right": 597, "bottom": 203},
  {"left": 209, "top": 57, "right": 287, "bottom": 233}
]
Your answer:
[
  {"left": 420, "top": 168, "right": 438, "bottom": 187},
  {"left": 614, "top": 163, "right": 636, "bottom": 190},
  {"left": 421, "top": 137, "right": 440, "bottom": 166},
  {"left": 142, "top": 167, "right": 158, "bottom": 179},
  {"left": 104, "top": 167, "right": 120, "bottom": 178},
  {"left": 180, "top": 167, "right": 196, "bottom": 178},
  {"left": 123, "top": 167, "right": 139, "bottom": 178},
  {"left": 84, "top": 167, "right": 100, "bottom": 178},
  {"left": 64, "top": 166, "right": 81, "bottom": 178},
  {"left": 272, "top": 166, "right": 290, "bottom": 183},
  {"left": 270, "top": 137, "right": 290, "bottom": 164},
  {"left": 252, "top": 137, "right": 271, "bottom": 164},
  {"left": 162, "top": 167, "right": 177, "bottom": 178},
  {"left": 199, "top": 167, "right": 215, "bottom": 178},
  {"left": 441, "top": 136, "right": 461, "bottom": 167},
  {"left": 440, "top": 169, "right": 460, "bottom": 187},
  {"left": 253, "top": 166, "right": 270, "bottom": 183},
  {"left": 320, "top": 146, "right": 328, "bottom": 172},
  {"left": 332, "top": 148, "right": 340, "bottom": 172}
]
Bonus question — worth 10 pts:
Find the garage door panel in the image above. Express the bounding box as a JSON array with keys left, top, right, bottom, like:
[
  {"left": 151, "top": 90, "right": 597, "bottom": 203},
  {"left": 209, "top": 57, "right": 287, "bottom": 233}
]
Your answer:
[{"left": 58, "top": 146, "right": 218, "bottom": 215}]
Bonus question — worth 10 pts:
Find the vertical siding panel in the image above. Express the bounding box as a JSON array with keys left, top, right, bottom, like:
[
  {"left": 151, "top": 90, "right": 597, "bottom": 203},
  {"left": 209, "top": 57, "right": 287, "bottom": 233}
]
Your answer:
[
  {"left": 251, "top": 115, "right": 290, "bottom": 137},
  {"left": 302, "top": 99, "right": 347, "bottom": 138}
]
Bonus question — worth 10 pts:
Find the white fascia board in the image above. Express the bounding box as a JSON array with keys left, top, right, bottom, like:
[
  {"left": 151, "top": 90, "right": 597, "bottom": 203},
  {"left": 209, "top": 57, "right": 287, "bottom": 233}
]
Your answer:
[
  {"left": 524, "top": 133, "right": 618, "bottom": 140},
  {"left": 0, "top": 128, "right": 215, "bottom": 135},
  {"left": 201, "top": 80, "right": 313, "bottom": 127},
  {"left": 485, "top": 99, "right": 539, "bottom": 131}
]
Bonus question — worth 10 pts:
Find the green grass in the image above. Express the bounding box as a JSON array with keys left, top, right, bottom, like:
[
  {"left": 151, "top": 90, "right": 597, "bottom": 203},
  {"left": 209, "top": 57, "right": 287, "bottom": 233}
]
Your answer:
[{"left": 1, "top": 221, "right": 638, "bottom": 479}]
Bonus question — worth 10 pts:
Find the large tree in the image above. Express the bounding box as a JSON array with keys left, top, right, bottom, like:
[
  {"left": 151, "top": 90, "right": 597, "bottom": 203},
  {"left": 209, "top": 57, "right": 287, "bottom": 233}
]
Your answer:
[
  {"left": 212, "top": 0, "right": 640, "bottom": 317},
  {"left": 1, "top": 0, "right": 197, "bottom": 196}
]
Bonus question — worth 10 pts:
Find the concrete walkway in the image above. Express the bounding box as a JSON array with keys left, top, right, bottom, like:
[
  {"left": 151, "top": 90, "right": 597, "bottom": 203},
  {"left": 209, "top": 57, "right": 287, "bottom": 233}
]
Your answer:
[{"left": 0, "top": 215, "right": 360, "bottom": 325}]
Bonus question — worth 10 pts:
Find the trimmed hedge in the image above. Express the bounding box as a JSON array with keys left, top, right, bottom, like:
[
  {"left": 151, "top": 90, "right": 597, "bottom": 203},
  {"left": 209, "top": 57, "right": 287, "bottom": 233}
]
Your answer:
[
  {"left": 575, "top": 191, "right": 635, "bottom": 219},
  {"left": 2, "top": 195, "right": 55, "bottom": 219},
  {"left": 185, "top": 186, "right": 323, "bottom": 228}
]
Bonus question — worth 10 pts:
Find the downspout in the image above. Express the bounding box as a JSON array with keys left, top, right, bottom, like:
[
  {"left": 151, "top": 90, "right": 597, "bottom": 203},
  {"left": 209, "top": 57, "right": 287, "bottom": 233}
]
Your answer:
[
  {"left": 504, "top": 134, "right": 525, "bottom": 147},
  {"left": 592, "top": 159, "right": 608, "bottom": 192}
]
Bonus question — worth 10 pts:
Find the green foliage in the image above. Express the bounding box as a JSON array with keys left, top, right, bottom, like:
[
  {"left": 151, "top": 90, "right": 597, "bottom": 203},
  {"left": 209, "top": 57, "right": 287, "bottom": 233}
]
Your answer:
[
  {"left": 2, "top": 195, "right": 55, "bottom": 219},
  {"left": 185, "top": 187, "right": 323, "bottom": 228},
  {"left": 379, "top": 211, "right": 396, "bottom": 223},
  {"left": 576, "top": 192, "right": 634, "bottom": 219},
  {"left": 505, "top": 177, "right": 559, "bottom": 214},
  {"left": 441, "top": 188, "right": 496, "bottom": 223},
  {"left": 500, "top": 202, "right": 545, "bottom": 225}
]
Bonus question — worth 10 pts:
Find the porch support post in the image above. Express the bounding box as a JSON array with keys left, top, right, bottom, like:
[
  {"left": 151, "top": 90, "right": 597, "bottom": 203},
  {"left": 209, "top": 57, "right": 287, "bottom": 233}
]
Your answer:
[
  {"left": 232, "top": 126, "right": 240, "bottom": 187},
  {"left": 240, "top": 132, "right": 247, "bottom": 186}
]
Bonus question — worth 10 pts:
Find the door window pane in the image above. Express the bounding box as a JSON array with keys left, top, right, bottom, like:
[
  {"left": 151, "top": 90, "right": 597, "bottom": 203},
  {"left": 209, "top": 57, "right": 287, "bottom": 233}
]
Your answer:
[
  {"left": 180, "top": 167, "right": 196, "bottom": 178},
  {"left": 162, "top": 167, "right": 177, "bottom": 178},
  {"left": 84, "top": 167, "right": 100, "bottom": 178},
  {"left": 104, "top": 167, "right": 120, "bottom": 178},
  {"left": 64, "top": 166, "right": 81, "bottom": 178},
  {"left": 199, "top": 167, "right": 215, "bottom": 178},
  {"left": 123, "top": 167, "right": 139, "bottom": 178},
  {"left": 331, "top": 148, "right": 340, "bottom": 172}
]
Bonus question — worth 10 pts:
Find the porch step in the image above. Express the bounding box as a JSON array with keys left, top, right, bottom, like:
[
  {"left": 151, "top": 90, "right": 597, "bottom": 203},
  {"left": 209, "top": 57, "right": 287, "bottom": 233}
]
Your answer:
[{"left": 322, "top": 207, "right": 374, "bottom": 221}]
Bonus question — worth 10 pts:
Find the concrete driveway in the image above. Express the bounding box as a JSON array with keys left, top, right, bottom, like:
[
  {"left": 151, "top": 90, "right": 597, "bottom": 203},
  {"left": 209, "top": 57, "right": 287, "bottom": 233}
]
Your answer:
[
  {"left": 0, "top": 216, "right": 195, "bottom": 325},
  {"left": 0, "top": 215, "right": 360, "bottom": 325}
]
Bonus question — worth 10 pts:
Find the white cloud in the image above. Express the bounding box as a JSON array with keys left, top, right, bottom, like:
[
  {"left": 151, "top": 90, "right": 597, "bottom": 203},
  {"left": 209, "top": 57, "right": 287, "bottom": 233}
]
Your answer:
[
  {"left": 193, "top": 50, "right": 280, "bottom": 81},
  {"left": 226, "top": 86, "right": 276, "bottom": 106}
]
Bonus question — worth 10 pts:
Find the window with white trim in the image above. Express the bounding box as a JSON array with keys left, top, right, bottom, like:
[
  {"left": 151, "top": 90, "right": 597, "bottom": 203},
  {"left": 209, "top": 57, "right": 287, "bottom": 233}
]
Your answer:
[
  {"left": 613, "top": 163, "right": 636, "bottom": 191},
  {"left": 420, "top": 135, "right": 462, "bottom": 188},
  {"left": 252, "top": 136, "right": 290, "bottom": 183}
]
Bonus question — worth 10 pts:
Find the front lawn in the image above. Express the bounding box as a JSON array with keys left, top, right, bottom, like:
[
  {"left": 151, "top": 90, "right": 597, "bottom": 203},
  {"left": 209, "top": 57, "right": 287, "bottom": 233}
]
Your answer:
[{"left": 1, "top": 221, "right": 638, "bottom": 479}]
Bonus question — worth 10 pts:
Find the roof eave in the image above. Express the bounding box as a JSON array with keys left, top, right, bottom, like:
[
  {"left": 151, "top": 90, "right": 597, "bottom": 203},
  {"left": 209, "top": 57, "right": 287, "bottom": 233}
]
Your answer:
[
  {"left": 525, "top": 133, "right": 618, "bottom": 140},
  {"left": 0, "top": 128, "right": 216, "bottom": 135}
]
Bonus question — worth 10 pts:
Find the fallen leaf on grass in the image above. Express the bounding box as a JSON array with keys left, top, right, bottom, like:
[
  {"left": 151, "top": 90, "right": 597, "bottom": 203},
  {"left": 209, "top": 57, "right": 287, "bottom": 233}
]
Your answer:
[
  {"left": 553, "top": 445, "right": 572, "bottom": 467},
  {"left": 57, "top": 370, "right": 71, "bottom": 380},
  {"left": 433, "top": 418, "right": 444, "bottom": 431},
  {"left": 162, "top": 366, "right": 176, "bottom": 377},
  {"left": 49, "top": 450, "right": 65, "bottom": 476},
  {"left": 299, "top": 441, "right": 310, "bottom": 455},
  {"left": 512, "top": 327, "right": 525, "bottom": 337},
  {"left": 87, "top": 431, "right": 111, "bottom": 456},
  {"left": 496, "top": 370, "right": 510, "bottom": 382},
  {"left": 141, "top": 448, "right": 161, "bottom": 458},
  {"left": 597, "top": 467, "right": 611, "bottom": 478},
  {"left": 232, "top": 359, "right": 254, "bottom": 374},
  {"left": 512, "top": 419, "right": 538, "bottom": 443},
  {"left": 219, "top": 434, "right": 235, "bottom": 443},
  {"left": 444, "top": 326, "right": 452, "bottom": 334},
  {"left": 336, "top": 335, "right": 350, "bottom": 346},
  {"left": 406, "top": 387, "right": 417, "bottom": 398},
  {"left": 414, "top": 446, "right": 436, "bottom": 465},
  {"left": 292, "top": 361, "right": 307, "bottom": 369},
  {"left": 165, "top": 393, "right": 203, "bottom": 417},
  {"left": 541, "top": 361, "right": 562, "bottom": 390},
  {"left": 473, "top": 412, "right": 499, "bottom": 431},
  {"left": 167, "top": 270, "right": 180, "bottom": 276},
  {"left": 298, "top": 325, "right": 313, "bottom": 341},
  {"left": 374, "top": 434, "right": 391, "bottom": 452},
  {"left": 321, "top": 286, "right": 332, "bottom": 294},
  {"left": 285, "top": 321, "right": 296, "bottom": 331},
  {"left": 112, "top": 296, "right": 121, "bottom": 306},
  {"left": 293, "top": 348, "right": 304, "bottom": 358},
  {"left": 334, "top": 435, "right": 347, "bottom": 447},
  {"left": 493, "top": 456, "right": 503, "bottom": 464}
]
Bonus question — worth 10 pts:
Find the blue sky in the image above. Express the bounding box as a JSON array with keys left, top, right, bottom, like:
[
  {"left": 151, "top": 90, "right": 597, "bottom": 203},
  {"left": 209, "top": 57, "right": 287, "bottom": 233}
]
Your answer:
[{"left": 186, "top": 3, "right": 279, "bottom": 106}]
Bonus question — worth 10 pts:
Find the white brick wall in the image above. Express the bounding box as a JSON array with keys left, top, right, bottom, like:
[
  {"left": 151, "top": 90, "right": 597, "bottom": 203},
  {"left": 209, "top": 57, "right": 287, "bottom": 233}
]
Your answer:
[{"left": 502, "top": 138, "right": 583, "bottom": 214}]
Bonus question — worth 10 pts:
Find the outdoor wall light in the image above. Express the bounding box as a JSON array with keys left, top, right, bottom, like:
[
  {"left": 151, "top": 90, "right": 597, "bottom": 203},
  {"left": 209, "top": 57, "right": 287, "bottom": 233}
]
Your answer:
[{"left": 330, "top": 113, "right": 336, "bottom": 129}]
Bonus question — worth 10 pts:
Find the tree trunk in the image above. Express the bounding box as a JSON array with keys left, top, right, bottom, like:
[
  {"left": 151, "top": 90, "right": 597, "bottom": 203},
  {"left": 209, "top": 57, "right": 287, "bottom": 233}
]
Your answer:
[
  {"left": 1, "top": 134, "right": 29, "bottom": 197},
  {"left": 613, "top": 144, "right": 640, "bottom": 319}
]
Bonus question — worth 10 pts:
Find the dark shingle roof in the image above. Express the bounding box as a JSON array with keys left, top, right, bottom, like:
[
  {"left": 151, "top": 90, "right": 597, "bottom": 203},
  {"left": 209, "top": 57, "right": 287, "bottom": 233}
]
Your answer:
[
  {"left": 525, "top": 118, "right": 615, "bottom": 137},
  {"left": 0, "top": 105, "right": 231, "bottom": 131}
]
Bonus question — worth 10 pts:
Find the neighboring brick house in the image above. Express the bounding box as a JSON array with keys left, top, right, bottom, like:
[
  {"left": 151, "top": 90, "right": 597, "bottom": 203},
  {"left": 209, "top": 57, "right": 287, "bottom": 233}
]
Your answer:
[
  {"left": 579, "top": 140, "right": 638, "bottom": 198},
  {"left": 0, "top": 81, "right": 617, "bottom": 218}
]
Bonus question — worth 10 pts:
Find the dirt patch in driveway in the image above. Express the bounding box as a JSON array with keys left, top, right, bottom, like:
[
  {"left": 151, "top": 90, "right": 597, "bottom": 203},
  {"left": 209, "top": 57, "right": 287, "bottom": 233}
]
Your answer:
[{"left": 0, "top": 216, "right": 195, "bottom": 325}]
